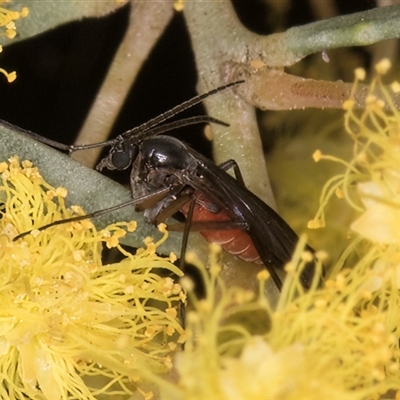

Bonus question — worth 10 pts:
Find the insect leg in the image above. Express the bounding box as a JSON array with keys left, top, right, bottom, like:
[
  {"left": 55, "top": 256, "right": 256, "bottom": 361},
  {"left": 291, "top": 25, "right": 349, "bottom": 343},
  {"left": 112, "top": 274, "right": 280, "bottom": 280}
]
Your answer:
[
  {"left": 13, "top": 187, "right": 172, "bottom": 241},
  {"left": 218, "top": 159, "right": 245, "bottom": 186},
  {"left": 179, "top": 195, "right": 196, "bottom": 272}
]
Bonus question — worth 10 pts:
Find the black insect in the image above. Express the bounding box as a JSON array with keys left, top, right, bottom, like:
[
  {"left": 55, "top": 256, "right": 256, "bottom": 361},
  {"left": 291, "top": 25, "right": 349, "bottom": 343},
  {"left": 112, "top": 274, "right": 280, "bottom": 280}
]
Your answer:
[{"left": 12, "top": 81, "right": 318, "bottom": 291}]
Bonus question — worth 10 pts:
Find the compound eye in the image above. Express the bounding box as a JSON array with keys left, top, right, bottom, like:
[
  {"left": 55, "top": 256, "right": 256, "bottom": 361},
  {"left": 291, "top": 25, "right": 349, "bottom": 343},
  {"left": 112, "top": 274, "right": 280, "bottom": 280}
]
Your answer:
[{"left": 111, "top": 145, "right": 138, "bottom": 170}]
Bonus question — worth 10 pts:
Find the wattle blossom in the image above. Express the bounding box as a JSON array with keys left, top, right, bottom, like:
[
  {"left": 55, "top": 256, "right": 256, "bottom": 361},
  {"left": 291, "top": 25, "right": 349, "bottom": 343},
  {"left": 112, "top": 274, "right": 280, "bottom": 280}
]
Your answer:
[
  {"left": 0, "top": 156, "right": 185, "bottom": 399},
  {"left": 0, "top": 0, "right": 28, "bottom": 82}
]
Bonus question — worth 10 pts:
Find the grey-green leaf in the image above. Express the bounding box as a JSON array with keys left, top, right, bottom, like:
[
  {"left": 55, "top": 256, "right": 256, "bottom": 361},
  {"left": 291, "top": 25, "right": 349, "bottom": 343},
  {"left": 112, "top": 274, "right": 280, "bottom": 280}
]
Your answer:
[
  {"left": 0, "top": 120, "right": 208, "bottom": 257},
  {"left": 0, "top": 0, "right": 126, "bottom": 46}
]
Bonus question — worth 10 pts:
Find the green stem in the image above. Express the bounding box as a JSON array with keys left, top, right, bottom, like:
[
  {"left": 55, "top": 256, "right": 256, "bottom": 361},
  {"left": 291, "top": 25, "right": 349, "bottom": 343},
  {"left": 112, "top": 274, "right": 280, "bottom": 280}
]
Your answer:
[
  {"left": 184, "top": 1, "right": 277, "bottom": 208},
  {"left": 283, "top": 5, "right": 400, "bottom": 66},
  {"left": 247, "top": 4, "right": 400, "bottom": 67}
]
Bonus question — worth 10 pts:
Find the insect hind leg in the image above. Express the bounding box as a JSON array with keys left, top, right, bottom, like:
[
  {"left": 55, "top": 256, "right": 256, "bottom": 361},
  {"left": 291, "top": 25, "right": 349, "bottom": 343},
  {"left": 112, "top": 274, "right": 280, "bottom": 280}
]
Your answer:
[{"left": 218, "top": 159, "right": 245, "bottom": 186}]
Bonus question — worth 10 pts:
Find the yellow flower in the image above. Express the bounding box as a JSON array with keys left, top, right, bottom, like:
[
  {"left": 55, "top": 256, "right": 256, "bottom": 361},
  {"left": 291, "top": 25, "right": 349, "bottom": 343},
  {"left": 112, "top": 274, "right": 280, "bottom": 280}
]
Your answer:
[
  {"left": 145, "top": 235, "right": 400, "bottom": 399},
  {"left": 0, "top": 0, "right": 28, "bottom": 38},
  {"left": 0, "top": 1, "right": 29, "bottom": 82},
  {"left": 0, "top": 156, "right": 185, "bottom": 399},
  {"left": 351, "top": 181, "right": 400, "bottom": 243}
]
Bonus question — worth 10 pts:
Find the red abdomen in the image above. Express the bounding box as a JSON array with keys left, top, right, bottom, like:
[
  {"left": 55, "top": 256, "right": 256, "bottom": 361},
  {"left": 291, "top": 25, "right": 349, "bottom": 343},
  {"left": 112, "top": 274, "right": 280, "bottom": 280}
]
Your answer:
[{"left": 180, "top": 194, "right": 261, "bottom": 264}]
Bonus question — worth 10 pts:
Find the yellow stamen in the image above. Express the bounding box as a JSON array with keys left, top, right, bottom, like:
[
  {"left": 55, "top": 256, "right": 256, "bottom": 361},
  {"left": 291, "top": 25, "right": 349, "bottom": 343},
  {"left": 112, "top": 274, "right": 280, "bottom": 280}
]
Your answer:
[{"left": 0, "top": 156, "right": 185, "bottom": 398}]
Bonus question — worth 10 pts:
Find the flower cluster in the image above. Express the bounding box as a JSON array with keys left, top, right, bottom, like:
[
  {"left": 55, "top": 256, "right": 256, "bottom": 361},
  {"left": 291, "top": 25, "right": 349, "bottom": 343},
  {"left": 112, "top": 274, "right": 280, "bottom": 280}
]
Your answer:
[
  {"left": 0, "top": 157, "right": 185, "bottom": 399},
  {"left": 0, "top": 0, "right": 28, "bottom": 39},
  {"left": 146, "top": 239, "right": 399, "bottom": 399},
  {"left": 0, "top": 0, "right": 28, "bottom": 82}
]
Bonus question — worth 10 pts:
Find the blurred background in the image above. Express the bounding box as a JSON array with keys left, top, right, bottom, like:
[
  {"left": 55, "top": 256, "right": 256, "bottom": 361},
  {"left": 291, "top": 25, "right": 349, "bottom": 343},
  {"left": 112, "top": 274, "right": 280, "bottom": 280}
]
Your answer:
[{"left": 0, "top": 0, "right": 380, "bottom": 155}]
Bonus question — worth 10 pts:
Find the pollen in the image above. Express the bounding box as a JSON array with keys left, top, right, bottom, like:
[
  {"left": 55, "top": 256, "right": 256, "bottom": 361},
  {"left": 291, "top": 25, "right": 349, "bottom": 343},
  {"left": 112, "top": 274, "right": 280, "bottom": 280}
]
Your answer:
[
  {"left": 173, "top": 0, "right": 185, "bottom": 12},
  {"left": 390, "top": 81, "right": 400, "bottom": 93},
  {"left": 307, "top": 218, "right": 325, "bottom": 229},
  {"left": 375, "top": 58, "right": 391, "bottom": 75},
  {"left": 342, "top": 98, "right": 355, "bottom": 110},
  {"left": 169, "top": 252, "right": 177, "bottom": 262},
  {"left": 158, "top": 222, "right": 167, "bottom": 233},
  {"left": 354, "top": 67, "right": 366, "bottom": 80},
  {"left": 0, "top": 68, "right": 15, "bottom": 81},
  {"left": 0, "top": 161, "right": 8, "bottom": 172},
  {"left": 127, "top": 220, "right": 137, "bottom": 232},
  {"left": 257, "top": 269, "right": 270, "bottom": 281},
  {"left": 335, "top": 187, "right": 344, "bottom": 198},
  {"left": 315, "top": 250, "right": 328, "bottom": 261},
  {"left": 301, "top": 250, "right": 314, "bottom": 262},
  {"left": 312, "top": 149, "right": 322, "bottom": 162},
  {"left": 284, "top": 261, "right": 296, "bottom": 272},
  {"left": 166, "top": 307, "right": 178, "bottom": 318},
  {"left": 55, "top": 186, "right": 67, "bottom": 197}
]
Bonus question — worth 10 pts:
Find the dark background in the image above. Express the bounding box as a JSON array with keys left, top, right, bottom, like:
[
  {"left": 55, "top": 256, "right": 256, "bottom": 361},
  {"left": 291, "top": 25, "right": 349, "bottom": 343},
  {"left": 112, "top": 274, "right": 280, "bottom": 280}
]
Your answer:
[{"left": 0, "top": 0, "right": 377, "bottom": 168}]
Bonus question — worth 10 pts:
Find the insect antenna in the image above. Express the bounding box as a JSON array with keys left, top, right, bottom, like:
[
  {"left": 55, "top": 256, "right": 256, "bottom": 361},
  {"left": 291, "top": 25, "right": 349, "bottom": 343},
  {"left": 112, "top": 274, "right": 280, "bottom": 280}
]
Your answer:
[
  {"left": 0, "top": 119, "right": 115, "bottom": 152},
  {"left": 6, "top": 80, "right": 243, "bottom": 154},
  {"left": 127, "top": 115, "right": 229, "bottom": 140},
  {"left": 70, "top": 80, "right": 244, "bottom": 151},
  {"left": 0, "top": 120, "right": 73, "bottom": 151}
]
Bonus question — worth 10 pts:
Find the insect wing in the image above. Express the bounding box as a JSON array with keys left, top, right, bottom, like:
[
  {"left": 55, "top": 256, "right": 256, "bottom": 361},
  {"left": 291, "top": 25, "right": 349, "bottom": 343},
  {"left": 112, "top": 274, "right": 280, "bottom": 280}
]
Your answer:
[{"left": 185, "top": 148, "right": 316, "bottom": 287}]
